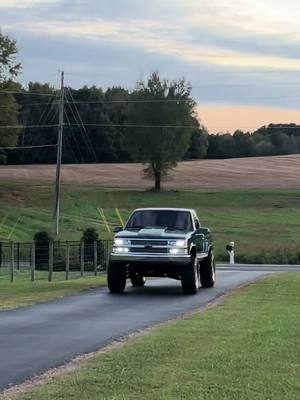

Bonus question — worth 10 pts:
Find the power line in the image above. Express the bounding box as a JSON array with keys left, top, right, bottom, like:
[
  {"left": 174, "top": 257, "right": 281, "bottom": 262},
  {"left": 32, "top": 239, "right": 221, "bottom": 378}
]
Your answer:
[
  {"left": 0, "top": 144, "right": 57, "bottom": 150},
  {"left": 36, "top": 95, "right": 57, "bottom": 126},
  {"left": 63, "top": 123, "right": 233, "bottom": 129},
  {"left": 71, "top": 99, "right": 191, "bottom": 104},
  {"left": 0, "top": 102, "right": 59, "bottom": 109},
  {"left": 66, "top": 89, "right": 97, "bottom": 162},
  {"left": 0, "top": 124, "right": 59, "bottom": 129},
  {"left": 0, "top": 90, "right": 55, "bottom": 97},
  {"left": 1, "top": 122, "right": 299, "bottom": 130},
  {"left": 64, "top": 109, "right": 85, "bottom": 163}
]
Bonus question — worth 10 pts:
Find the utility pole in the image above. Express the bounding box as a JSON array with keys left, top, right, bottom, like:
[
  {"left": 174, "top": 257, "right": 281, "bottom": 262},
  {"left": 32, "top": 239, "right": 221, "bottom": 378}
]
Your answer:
[{"left": 54, "top": 71, "right": 64, "bottom": 236}]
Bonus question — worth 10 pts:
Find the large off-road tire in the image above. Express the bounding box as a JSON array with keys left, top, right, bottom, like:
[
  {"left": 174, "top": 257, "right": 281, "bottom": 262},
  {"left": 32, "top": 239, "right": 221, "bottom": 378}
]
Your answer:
[
  {"left": 107, "top": 262, "right": 127, "bottom": 293},
  {"left": 200, "top": 251, "right": 216, "bottom": 288},
  {"left": 181, "top": 257, "right": 199, "bottom": 295},
  {"left": 130, "top": 273, "right": 146, "bottom": 288}
]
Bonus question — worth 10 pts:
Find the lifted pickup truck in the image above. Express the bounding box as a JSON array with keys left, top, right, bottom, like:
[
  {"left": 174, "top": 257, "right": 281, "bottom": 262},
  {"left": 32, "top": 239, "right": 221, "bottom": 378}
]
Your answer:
[{"left": 108, "top": 208, "right": 215, "bottom": 294}]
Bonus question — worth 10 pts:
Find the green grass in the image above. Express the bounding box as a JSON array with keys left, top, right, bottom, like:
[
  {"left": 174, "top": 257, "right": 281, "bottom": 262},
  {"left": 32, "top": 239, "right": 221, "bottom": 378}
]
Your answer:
[
  {"left": 11, "top": 273, "right": 300, "bottom": 400},
  {"left": 0, "top": 270, "right": 106, "bottom": 310},
  {"left": 0, "top": 182, "right": 300, "bottom": 262}
]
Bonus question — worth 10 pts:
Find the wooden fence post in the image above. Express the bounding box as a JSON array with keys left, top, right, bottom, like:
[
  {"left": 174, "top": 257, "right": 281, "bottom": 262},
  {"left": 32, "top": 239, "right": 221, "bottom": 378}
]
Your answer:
[
  {"left": 48, "top": 240, "right": 53, "bottom": 282},
  {"left": 10, "top": 242, "right": 14, "bottom": 282},
  {"left": 94, "top": 240, "right": 98, "bottom": 276},
  {"left": 31, "top": 242, "right": 35, "bottom": 282},
  {"left": 66, "top": 241, "right": 70, "bottom": 281},
  {"left": 80, "top": 241, "right": 84, "bottom": 277}
]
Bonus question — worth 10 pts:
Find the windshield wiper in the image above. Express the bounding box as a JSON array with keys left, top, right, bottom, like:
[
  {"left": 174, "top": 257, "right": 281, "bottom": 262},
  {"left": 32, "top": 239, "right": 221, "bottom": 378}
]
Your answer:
[
  {"left": 125, "top": 226, "right": 145, "bottom": 230},
  {"left": 165, "top": 226, "right": 185, "bottom": 231}
]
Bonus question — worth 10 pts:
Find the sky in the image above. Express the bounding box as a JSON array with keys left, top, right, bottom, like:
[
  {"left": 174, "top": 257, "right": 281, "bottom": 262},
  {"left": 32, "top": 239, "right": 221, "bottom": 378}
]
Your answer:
[{"left": 1, "top": 0, "right": 300, "bottom": 132}]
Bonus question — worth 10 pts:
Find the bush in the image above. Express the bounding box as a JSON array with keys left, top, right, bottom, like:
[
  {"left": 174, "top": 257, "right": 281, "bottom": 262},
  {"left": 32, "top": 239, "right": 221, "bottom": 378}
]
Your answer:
[
  {"left": 80, "top": 228, "right": 103, "bottom": 269},
  {"left": 81, "top": 227, "right": 99, "bottom": 243},
  {"left": 33, "top": 231, "right": 53, "bottom": 270}
]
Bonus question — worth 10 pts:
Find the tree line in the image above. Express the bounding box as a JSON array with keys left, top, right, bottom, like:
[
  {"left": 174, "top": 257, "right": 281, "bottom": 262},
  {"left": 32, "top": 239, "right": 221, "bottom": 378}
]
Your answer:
[
  {"left": 1, "top": 30, "right": 300, "bottom": 190},
  {"left": 3, "top": 82, "right": 300, "bottom": 165}
]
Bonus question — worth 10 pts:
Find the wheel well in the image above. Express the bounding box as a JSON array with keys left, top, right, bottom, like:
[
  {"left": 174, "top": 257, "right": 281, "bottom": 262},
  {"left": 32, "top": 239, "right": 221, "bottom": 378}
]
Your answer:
[{"left": 190, "top": 246, "right": 197, "bottom": 258}]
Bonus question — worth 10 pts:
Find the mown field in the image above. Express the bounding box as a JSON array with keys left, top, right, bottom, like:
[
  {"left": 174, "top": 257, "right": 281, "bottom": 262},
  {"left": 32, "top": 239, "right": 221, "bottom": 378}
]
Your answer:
[
  {"left": 8, "top": 273, "right": 300, "bottom": 400},
  {"left": 0, "top": 155, "right": 299, "bottom": 189},
  {"left": 0, "top": 182, "right": 300, "bottom": 263}
]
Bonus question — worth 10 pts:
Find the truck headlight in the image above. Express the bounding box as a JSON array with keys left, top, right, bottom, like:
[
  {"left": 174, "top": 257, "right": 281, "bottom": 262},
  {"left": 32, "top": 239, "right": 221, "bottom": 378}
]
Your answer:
[
  {"left": 168, "top": 240, "right": 186, "bottom": 247},
  {"left": 113, "top": 247, "right": 129, "bottom": 253},
  {"left": 169, "top": 248, "right": 188, "bottom": 255},
  {"left": 114, "top": 238, "right": 131, "bottom": 246}
]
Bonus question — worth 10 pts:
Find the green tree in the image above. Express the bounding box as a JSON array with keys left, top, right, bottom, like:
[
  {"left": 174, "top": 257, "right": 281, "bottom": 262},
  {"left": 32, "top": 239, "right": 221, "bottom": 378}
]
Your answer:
[
  {"left": 0, "top": 31, "right": 21, "bottom": 163},
  {"left": 233, "top": 130, "right": 253, "bottom": 157},
  {"left": 125, "top": 72, "right": 198, "bottom": 191},
  {"left": 185, "top": 125, "right": 208, "bottom": 159}
]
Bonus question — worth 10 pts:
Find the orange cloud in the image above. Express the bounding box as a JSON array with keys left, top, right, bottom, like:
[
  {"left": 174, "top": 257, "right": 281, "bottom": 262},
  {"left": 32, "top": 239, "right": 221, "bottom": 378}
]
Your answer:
[{"left": 198, "top": 104, "right": 300, "bottom": 133}]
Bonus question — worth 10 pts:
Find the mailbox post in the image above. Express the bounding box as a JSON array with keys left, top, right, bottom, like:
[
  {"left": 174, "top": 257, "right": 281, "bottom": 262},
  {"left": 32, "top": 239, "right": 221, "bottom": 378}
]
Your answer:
[{"left": 226, "top": 242, "right": 235, "bottom": 265}]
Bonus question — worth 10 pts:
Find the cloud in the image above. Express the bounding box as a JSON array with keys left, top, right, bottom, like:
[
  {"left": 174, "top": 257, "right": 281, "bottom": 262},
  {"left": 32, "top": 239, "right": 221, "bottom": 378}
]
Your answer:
[
  {"left": 5, "top": 17, "right": 300, "bottom": 72},
  {"left": 0, "top": 0, "right": 58, "bottom": 7},
  {"left": 1, "top": 0, "right": 300, "bottom": 124}
]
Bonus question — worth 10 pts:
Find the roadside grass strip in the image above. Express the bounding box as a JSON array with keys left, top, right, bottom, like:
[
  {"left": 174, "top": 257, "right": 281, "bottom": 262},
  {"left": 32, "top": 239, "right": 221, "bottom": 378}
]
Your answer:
[
  {"left": 0, "top": 272, "right": 107, "bottom": 311},
  {"left": 7, "top": 273, "right": 300, "bottom": 400}
]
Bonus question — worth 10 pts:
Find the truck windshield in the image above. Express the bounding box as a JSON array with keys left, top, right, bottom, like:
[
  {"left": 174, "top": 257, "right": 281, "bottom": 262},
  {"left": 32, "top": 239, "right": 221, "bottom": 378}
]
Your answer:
[{"left": 126, "top": 210, "right": 193, "bottom": 231}]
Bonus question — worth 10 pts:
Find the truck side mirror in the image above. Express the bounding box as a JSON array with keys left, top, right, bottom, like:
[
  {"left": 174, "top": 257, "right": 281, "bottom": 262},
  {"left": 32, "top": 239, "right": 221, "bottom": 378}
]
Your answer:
[
  {"left": 197, "top": 227, "right": 210, "bottom": 235},
  {"left": 113, "top": 227, "right": 123, "bottom": 233}
]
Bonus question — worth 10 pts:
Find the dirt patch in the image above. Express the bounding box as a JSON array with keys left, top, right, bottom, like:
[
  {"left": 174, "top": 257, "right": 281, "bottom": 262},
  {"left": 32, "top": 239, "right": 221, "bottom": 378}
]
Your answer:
[{"left": 0, "top": 155, "right": 299, "bottom": 189}]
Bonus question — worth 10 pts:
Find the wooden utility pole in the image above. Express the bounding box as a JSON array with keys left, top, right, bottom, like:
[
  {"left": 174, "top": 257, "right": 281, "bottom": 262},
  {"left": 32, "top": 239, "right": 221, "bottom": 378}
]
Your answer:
[{"left": 54, "top": 71, "right": 64, "bottom": 236}]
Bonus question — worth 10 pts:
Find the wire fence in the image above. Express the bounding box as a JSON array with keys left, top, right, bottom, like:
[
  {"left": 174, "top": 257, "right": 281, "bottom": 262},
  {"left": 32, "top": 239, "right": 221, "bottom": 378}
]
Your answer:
[{"left": 0, "top": 240, "right": 113, "bottom": 282}]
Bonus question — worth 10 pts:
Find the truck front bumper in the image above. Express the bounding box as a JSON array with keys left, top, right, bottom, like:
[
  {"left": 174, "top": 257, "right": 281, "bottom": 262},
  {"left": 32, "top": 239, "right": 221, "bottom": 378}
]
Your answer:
[{"left": 110, "top": 252, "right": 208, "bottom": 265}]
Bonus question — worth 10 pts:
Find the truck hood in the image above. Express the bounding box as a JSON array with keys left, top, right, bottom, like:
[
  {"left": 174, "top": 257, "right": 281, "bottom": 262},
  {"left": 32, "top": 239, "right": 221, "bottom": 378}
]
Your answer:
[{"left": 116, "top": 227, "right": 190, "bottom": 239}]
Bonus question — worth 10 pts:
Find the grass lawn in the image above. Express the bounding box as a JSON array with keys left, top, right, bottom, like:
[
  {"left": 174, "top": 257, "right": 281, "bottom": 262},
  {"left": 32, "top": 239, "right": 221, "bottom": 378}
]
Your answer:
[
  {"left": 0, "top": 269, "right": 106, "bottom": 310},
  {"left": 10, "top": 273, "right": 300, "bottom": 400},
  {"left": 0, "top": 182, "right": 300, "bottom": 263}
]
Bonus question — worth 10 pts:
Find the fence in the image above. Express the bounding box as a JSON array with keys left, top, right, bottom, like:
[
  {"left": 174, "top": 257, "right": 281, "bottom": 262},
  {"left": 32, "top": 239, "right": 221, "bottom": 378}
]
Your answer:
[{"left": 0, "top": 240, "right": 113, "bottom": 282}]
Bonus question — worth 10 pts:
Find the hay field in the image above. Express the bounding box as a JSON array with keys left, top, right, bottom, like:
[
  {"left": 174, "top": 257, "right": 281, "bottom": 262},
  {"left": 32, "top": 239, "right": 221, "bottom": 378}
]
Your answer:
[{"left": 0, "top": 154, "right": 299, "bottom": 189}]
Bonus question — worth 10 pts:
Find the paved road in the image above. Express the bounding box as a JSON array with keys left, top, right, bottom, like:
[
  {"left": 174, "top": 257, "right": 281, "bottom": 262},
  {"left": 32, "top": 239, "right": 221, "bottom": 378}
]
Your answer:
[{"left": 0, "top": 266, "right": 298, "bottom": 391}]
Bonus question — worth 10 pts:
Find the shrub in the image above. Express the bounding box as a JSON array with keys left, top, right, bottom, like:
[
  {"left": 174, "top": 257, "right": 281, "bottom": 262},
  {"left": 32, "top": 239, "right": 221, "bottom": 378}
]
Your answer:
[
  {"left": 80, "top": 228, "right": 103, "bottom": 269},
  {"left": 33, "top": 231, "right": 53, "bottom": 270}
]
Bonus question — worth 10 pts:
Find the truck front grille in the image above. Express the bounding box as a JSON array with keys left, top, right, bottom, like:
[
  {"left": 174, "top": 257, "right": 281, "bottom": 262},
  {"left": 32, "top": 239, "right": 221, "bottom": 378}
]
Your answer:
[
  {"left": 130, "top": 239, "right": 168, "bottom": 246},
  {"left": 130, "top": 247, "right": 168, "bottom": 254}
]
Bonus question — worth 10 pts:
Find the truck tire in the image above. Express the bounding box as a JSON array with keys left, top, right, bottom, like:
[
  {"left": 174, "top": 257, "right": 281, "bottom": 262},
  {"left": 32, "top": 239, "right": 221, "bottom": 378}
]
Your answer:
[
  {"left": 181, "top": 257, "right": 199, "bottom": 295},
  {"left": 107, "top": 262, "right": 127, "bottom": 293},
  {"left": 130, "top": 274, "right": 146, "bottom": 287},
  {"left": 200, "top": 251, "right": 216, "bottom": 288}
]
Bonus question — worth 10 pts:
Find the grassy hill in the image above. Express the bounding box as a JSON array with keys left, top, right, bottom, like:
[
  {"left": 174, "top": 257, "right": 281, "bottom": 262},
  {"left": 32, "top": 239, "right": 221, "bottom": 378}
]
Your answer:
[{"left": 0, "top": 182, "right": 299, "bottom": 263}]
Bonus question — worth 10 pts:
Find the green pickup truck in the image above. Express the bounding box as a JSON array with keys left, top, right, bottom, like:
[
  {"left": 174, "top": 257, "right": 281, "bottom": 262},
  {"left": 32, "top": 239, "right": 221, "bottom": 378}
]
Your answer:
[{"left": 108, "top": 208, "right": 215, "bottom": 294}]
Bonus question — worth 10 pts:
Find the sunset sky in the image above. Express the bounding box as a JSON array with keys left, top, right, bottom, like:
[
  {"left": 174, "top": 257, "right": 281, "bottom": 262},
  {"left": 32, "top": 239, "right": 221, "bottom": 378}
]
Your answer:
[{"left": 1, "top": 0, "right": 300, "bottom": 132}]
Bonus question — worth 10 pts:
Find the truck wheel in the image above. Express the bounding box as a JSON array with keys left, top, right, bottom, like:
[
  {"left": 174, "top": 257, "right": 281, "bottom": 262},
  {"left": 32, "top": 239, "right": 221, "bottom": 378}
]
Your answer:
[
  {"left": 130, "top": 274, "right": 146, "bottom": 287},
  {"left": 181, "top": 257, "right": 199, "bottom": 295},
  {"left": 107, "top": 262, "right": 127, "bottom": 293},
  {"left": 200, "top": 251, "right": 216, "bottom": 288}
]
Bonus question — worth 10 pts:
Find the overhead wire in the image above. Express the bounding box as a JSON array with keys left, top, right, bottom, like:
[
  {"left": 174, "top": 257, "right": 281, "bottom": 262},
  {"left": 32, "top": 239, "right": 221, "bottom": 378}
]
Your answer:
[
  {"left": 0, "top": 90, "right": 55, "bottom": 96},
  {"left": 0, "top": 102, "right": 59, "bottom": 109},
  {"left": 64, "top": 108, "right": 85, "bottom": 163},
  {"left": 0, "top": 144, "right": 57, "bottom": 150},
  {"left": 0, "top": 124, "right": 59, "bottom": 129},
  {"left": 65, "top": 88, "right": 97, "bottom": 162},
  {"left": 36, "top": 94, "right": 57, "bottom": 126}
]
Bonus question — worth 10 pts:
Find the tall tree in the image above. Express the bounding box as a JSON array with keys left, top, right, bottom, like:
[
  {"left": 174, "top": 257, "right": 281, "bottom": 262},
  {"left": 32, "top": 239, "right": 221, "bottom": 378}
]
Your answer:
[
  {"left": 125, "top": 72, "right": 198, "bottom": 191},
  {"left": 0, "top": 30, "right": 21, "bottom": 163}
]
